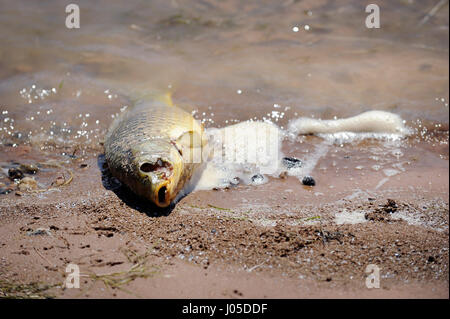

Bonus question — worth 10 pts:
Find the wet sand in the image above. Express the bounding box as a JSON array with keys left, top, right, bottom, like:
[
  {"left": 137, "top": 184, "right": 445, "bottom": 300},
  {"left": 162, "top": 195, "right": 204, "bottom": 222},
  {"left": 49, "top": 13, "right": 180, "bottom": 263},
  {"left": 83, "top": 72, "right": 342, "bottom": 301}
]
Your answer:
[
  {"left": 0, "top": 140, "right": 448, "bottom": 298},
  {"left": 0, "top": 0, "right": 449, "bottom": 298}
]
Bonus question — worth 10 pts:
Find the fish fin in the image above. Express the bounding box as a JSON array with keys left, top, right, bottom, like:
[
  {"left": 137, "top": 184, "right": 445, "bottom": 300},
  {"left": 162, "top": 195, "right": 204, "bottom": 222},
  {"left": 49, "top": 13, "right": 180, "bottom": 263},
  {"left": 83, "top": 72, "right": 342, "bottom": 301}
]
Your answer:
[
  {"left": 129, "top": 90, "right": 174, "bottom": 107},
  {"left": 159, "top": 92, "right": 174, "bottom": 107}
]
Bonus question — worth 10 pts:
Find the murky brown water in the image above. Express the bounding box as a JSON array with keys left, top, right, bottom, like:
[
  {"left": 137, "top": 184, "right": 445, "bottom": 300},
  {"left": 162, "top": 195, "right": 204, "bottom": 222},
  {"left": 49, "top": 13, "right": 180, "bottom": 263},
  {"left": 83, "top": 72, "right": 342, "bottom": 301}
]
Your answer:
[{"left": 0, "top": 0, "right": 448, "bottom": 200}]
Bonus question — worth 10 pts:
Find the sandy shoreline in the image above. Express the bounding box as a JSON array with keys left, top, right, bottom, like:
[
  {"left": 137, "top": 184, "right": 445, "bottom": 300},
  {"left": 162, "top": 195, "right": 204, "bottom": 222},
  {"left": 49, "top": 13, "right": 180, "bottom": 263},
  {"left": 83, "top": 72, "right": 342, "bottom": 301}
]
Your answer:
[{"left": 0, "top": 139, "right": 448, "bottom": 299}]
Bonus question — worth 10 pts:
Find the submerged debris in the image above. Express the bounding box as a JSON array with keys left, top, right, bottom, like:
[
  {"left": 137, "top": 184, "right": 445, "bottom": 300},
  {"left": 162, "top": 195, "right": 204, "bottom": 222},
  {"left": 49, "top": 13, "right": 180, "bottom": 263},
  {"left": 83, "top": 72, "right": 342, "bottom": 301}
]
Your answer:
[
  {"left": 53, "top": 176, "right": 65, "bottom": 186},
  {"left": 19, "top": 163, "right": 39, "bottom": 174},
  {"left": 18, "top": 177, "right": 38, "bottom": 191},
  {"left": 0, "top": 186, "right": 13, "bottom": 195},
  {"left": 8, "top": 167, "right": 24, "bottom": 180},
  {"left": 50, "top": 170, "right": 74, "bottom": 188}
]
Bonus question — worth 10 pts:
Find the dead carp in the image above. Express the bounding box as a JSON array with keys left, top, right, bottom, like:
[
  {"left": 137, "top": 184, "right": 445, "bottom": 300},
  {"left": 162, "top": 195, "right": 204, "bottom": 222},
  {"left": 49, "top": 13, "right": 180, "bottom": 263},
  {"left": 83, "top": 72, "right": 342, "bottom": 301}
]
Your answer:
[{"left": 104, "top": 94, "right": 206, "bottom": 207}]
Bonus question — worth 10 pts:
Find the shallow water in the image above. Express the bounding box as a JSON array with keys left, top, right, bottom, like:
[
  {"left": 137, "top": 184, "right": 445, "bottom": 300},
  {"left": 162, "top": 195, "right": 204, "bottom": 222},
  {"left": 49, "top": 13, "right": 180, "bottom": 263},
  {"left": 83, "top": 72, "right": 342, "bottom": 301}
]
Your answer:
[{"left": 0, "top": 0, "right": 448, "bottom": 199}]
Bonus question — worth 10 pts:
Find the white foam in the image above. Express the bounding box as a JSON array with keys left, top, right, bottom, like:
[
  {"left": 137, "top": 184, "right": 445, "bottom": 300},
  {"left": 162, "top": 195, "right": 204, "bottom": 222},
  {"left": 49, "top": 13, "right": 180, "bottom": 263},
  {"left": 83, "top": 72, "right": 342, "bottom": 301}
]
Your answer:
[
  {"left": 288, "top": 110, "right": 411, "bottom": 143},
  {"left": 193, "top": 121, "right": 284, "bottom": 191},
  {"left": 189, "top": 111, "right": 411, "bottom": 192},
  {"left": 383, "top": 169, "right": 400, "bottom": 177},
  {"left": 375, "top": 177, "right": 390, "bottom": 190},
  {"left": 335, "top": 209, "right": 367, "bottom": 225}
]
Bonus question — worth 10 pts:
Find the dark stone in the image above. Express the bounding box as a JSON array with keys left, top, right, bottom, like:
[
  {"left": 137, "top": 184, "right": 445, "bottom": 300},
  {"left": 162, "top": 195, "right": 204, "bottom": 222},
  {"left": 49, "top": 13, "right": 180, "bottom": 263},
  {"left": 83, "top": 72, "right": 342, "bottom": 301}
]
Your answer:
[
  {"left": 302, "top": 176, "right": 315, "bottom": 186},
  {"left": 0, "top": 187, "right": 12, "bottom": 195},
  {"left": 19, "top": 164, "right": 39, "bottom": 174},
  {"left": 8, "top": 167, "right": 23, "bottom": 180}
]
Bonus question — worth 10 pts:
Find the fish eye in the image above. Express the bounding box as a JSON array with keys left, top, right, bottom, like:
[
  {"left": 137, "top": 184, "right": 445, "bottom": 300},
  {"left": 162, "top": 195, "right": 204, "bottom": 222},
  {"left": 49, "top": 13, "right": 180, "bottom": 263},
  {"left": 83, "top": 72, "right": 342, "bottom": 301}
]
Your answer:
[{"left": 139, "top": 160, "right": 173, "bottom": 177}]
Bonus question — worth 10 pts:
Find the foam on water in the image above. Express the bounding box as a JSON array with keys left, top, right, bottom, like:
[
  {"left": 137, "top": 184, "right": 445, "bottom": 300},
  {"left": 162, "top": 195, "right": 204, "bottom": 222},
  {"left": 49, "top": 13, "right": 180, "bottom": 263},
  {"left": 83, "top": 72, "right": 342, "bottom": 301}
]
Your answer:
[
  {"left": 193, "top": 121, "right": 284, "bottom": 191},
  {"left": 288, "top": 110, "right": 412, "bottom": 144},
  {"left": 191, "top": 110, "right": 411, "bottom": 192}
]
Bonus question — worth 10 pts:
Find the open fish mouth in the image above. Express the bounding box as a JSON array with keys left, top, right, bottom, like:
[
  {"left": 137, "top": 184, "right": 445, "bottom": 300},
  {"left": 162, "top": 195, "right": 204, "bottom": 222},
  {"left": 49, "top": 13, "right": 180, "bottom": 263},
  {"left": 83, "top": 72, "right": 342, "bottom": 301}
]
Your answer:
[
  {"left": 154, "top": 181, "right": 170, "bottom": 207},
  {"left": 138, "top": 158, "right": 175, "bottom": 207}
]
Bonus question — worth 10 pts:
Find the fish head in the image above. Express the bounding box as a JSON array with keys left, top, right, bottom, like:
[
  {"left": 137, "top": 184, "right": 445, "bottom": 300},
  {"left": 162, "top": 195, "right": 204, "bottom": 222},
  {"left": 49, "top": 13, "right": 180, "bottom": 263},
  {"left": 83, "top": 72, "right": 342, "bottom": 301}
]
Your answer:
[{"left": 132, "top": 139, "right": 184, "bottom": 207}]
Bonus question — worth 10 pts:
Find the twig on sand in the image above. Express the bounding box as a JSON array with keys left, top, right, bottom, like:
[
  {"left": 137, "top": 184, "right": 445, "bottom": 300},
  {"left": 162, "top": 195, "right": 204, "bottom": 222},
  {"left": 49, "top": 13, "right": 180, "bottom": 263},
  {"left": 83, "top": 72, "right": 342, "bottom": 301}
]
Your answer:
[
  {"left": 27, "top": 161, "right": 74, "bottom": 193},
  {"left": 84, "top": 250, "right": 159, "bottom": 297},
  {"left": 247, "top": 261, "right": 266, "bottom": 272},
  {"left": 0, "top": 279, "right": 59, "bottom": 299},
  {"left": 418, "top": 0, "right": 448, "bottom": 27},
  {"left": 89, "top": 263, "right": 157, "bottom": 293},
  {"left": 61, "top": 169, "right": 73, "bottom": 186},
  {"left": 208, "top": 204, "right": 232, "bottom": 211},
  {"left": 33, "top": 247, "right": 54, "bottom": 267}
]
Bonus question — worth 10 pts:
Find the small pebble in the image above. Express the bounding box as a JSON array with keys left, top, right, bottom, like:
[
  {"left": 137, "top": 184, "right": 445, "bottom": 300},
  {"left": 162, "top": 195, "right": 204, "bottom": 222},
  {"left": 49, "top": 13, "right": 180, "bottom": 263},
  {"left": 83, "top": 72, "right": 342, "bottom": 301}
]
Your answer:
[
  {"left": 302, "top": 176, "right": 316, "bottom": 186},
  {"left": 230, "top": 177, "right": 240, "bottom": 186},
  {"left": 251, "top": 174, "right": 265, "bottom": 184},
  {"left": 282, "top": 157, "right": 303, "bottom": 169}
]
